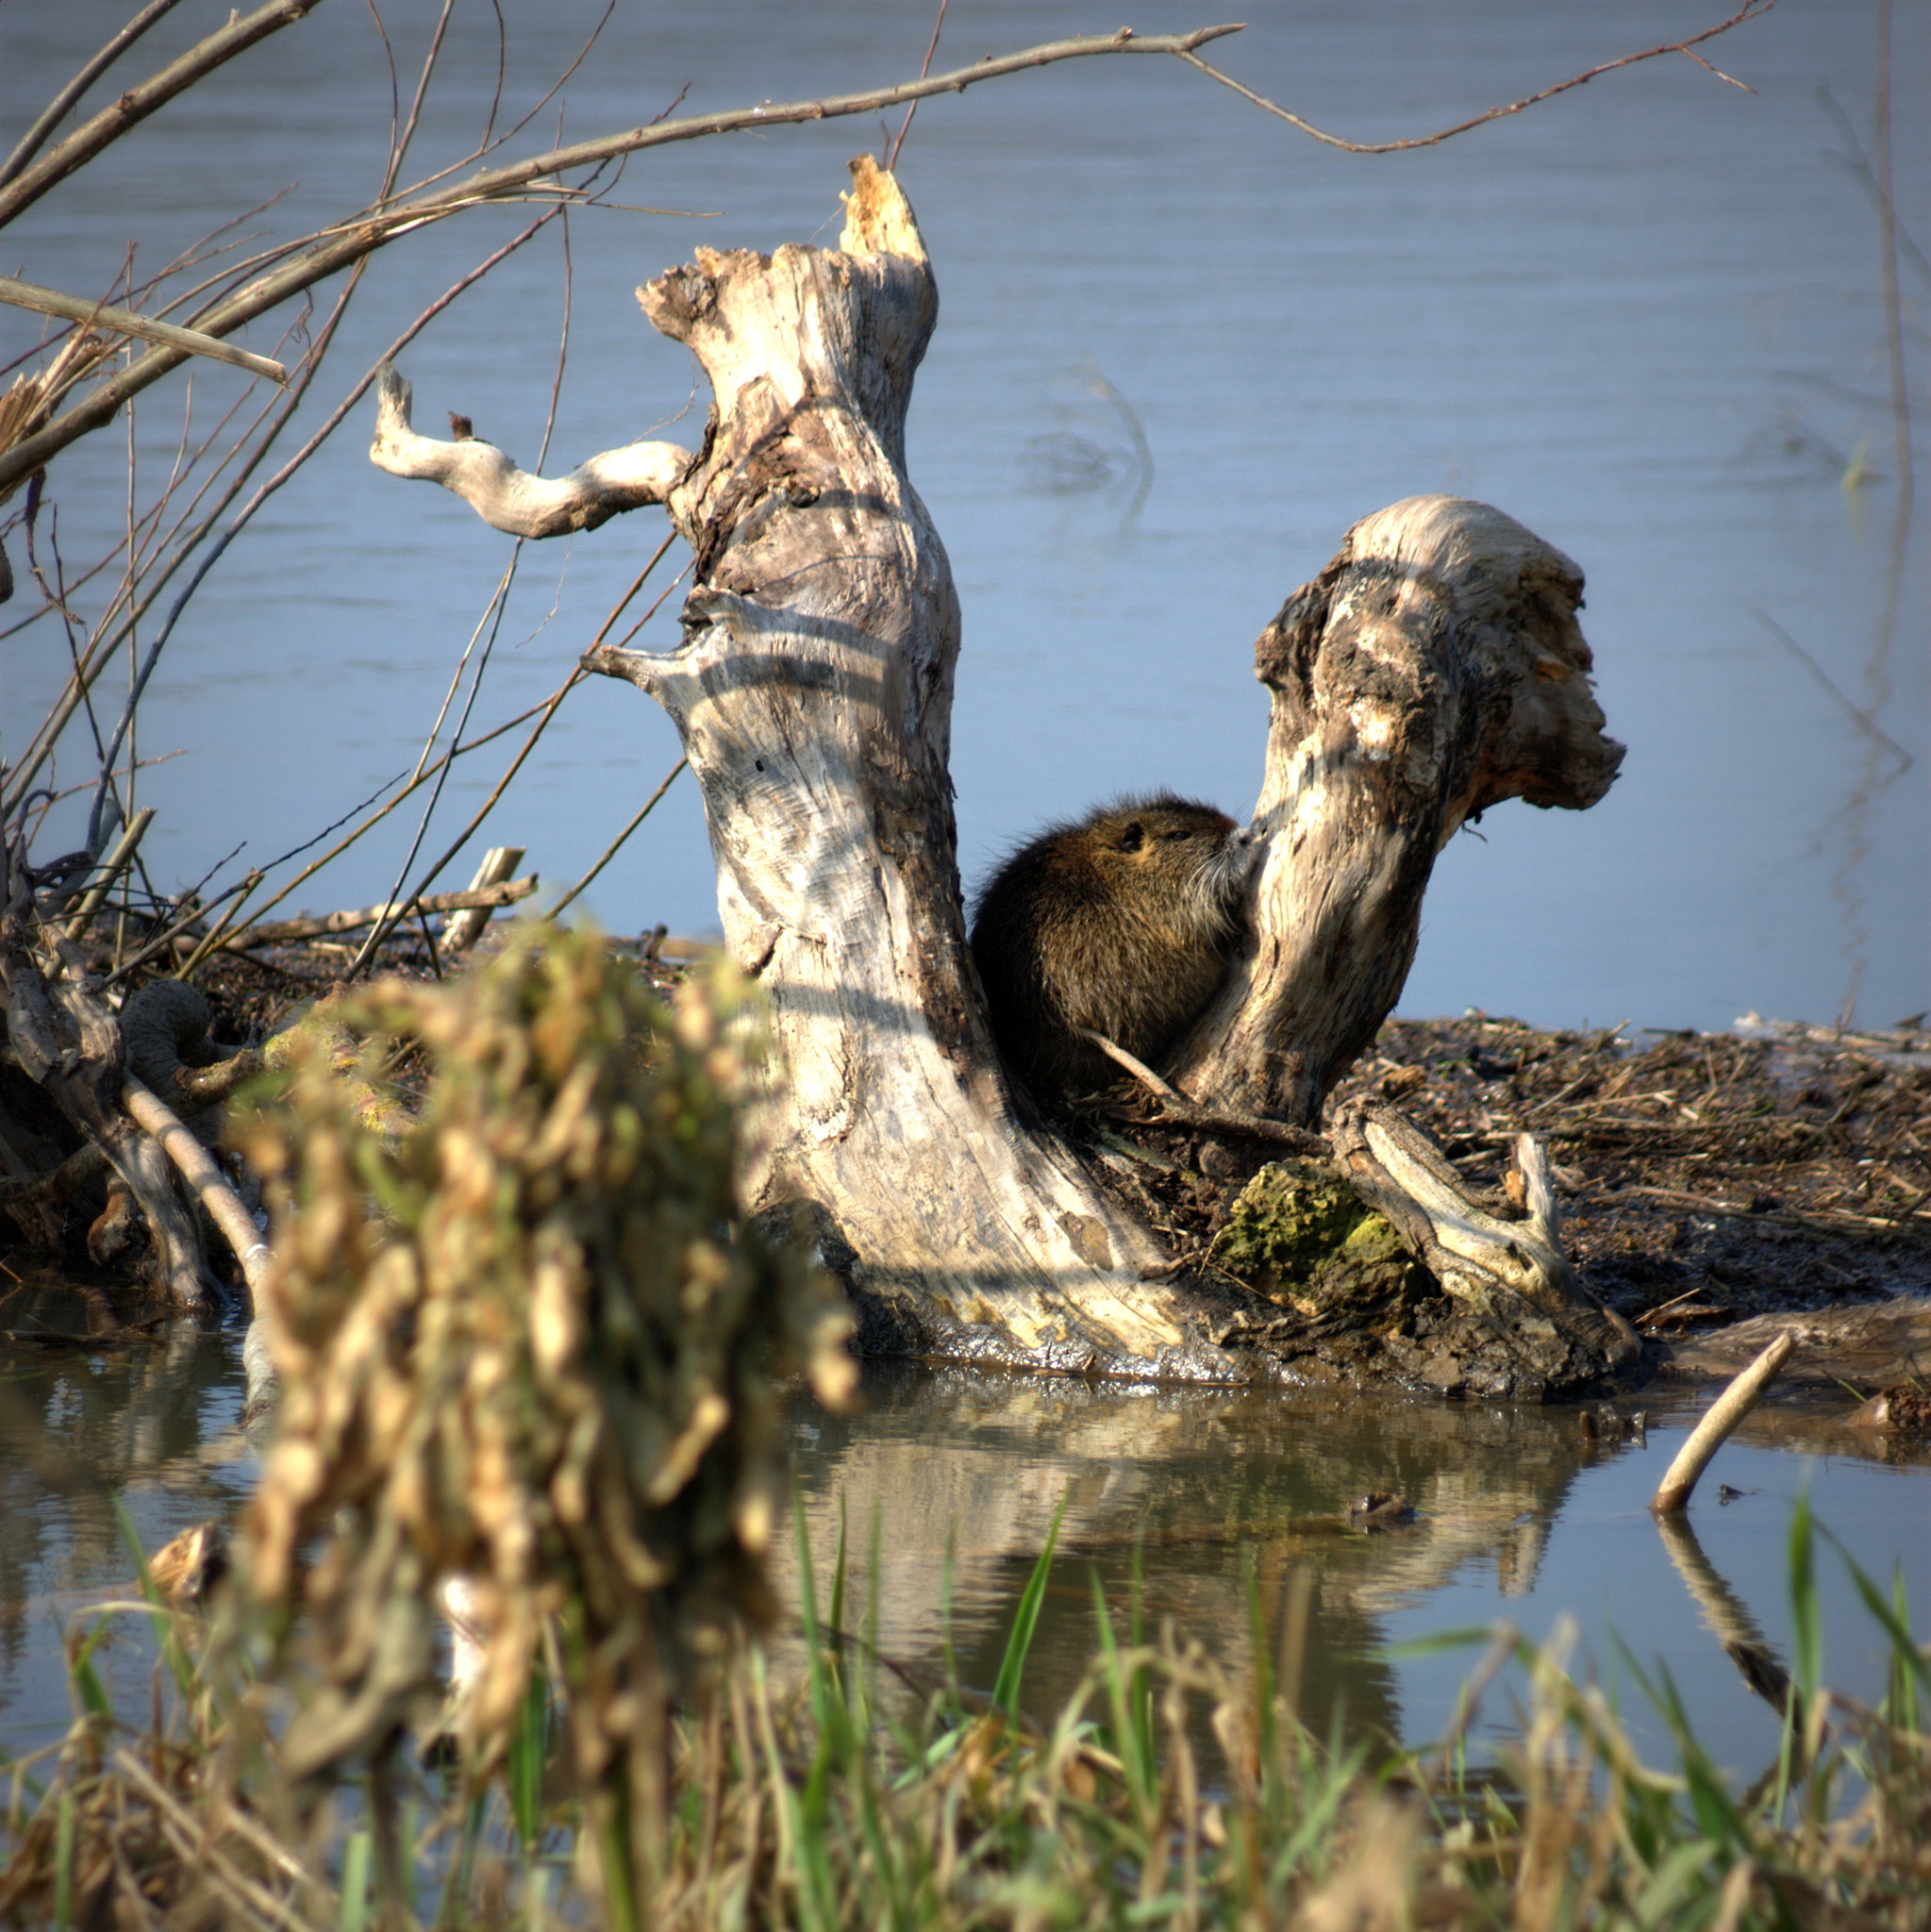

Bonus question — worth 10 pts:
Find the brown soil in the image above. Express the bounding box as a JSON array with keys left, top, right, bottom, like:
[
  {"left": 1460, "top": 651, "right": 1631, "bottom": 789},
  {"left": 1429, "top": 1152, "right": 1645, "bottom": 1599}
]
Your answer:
[
  {"left": 1077, "top": 1006, "right": 1930, "bottom": 1395},
  {"left": 7, "top": 931, "right": 1928, "bottom": 1387},
  {"left": 1337, "top": 1009, "right": 1931, "bottom": 1333}
]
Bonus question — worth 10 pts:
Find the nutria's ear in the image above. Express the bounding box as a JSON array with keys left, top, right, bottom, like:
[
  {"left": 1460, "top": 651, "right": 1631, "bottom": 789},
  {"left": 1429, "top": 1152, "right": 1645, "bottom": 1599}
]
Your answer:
[{"left": 1118, "top": 820, "right": 1144, "bottom": 853}]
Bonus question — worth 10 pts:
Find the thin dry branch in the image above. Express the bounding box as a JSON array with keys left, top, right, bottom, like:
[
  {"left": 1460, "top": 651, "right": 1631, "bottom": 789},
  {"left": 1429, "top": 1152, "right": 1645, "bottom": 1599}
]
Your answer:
[
  {"left": 0, "top": 275, "right": 288, "bottom": 383},
  {"left": 0, "top": 0, "right": 324, "bottom": 229},
  {"left": 61, "top": 806, "right": 154, "bottom": 936},
  {"left": 0, "top": 0, "right": 191, "bottom": 192},
  {"left": 238, "top": 874, "right": 537, "bottom": 946},
  {"left": 1077, "top": 1027, "right": 1328, "bottom": 1154},
  {"left": 18, "top": 209, "right": 569, "bottom": 849},
  {"left": 550, "top": 758, "right": 687, "bottom": 918},
  {"left": 0, "top": 25, "right": 1242, "bottom": 499},
  {"left": 1179, "top": 0, "right": 1772, "bottom": 155}
]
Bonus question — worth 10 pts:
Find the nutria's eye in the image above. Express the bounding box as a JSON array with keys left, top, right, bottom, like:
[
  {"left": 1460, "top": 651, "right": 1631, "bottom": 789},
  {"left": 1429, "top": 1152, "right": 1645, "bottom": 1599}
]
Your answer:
[{"left": 1119, "top": 821, "right": 1144, "bottom": 853}]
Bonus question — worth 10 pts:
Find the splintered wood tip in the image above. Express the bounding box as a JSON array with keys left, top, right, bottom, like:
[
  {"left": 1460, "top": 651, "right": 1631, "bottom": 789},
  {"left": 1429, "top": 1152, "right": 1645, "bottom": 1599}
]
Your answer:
[{"left": 841, "top": 154, "right": 928, "bottom": 264}]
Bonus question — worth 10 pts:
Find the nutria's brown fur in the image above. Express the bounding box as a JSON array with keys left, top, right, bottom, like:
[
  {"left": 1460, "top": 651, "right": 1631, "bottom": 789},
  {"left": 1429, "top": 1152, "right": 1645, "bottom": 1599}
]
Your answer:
[{"left": 969, "top": 794, "right": 1252, "bottom": 1106}]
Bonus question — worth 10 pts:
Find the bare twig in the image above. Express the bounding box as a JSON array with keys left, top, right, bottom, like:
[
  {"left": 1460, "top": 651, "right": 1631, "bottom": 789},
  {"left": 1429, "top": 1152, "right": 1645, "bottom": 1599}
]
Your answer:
[
  {"left": 1650, "top": 1330, "right": 1796, "bottom": 1513},
  {"left": 4, "top": 202, "right": 562, "bottom": 827},
  {"left": 1080, "top": 1031, "right": 1327, "bottom": 1154},
  {"left": 121, "top": 1074, "right": 270, "bottom": 1301},
  {"left": 887, "top": 0, "right": 950, "bottom": 172},
  {"left": 173, "top": 870, "right": 263, "bottom": 978},
  {"left": 549, "top": 759, "right": 687, "bottom": 918},
  {"left": 1870, "top": 0, "right": 1913, "bottom": 508},
  {"left": 1755, "top": 608, "right": 1911, "bottom": 774},
  {"left": 99, "top": 870, "right": 261, "bottom": 989},
  {"left": 1179, "top": 2, "right": 1771, "bottom": 155},
  {"left": 62, "top": 807, "right": 155, "bottom": 936},
  {"left": 0, "top": 25, "right": 1246, "bottom": 498},
  {"left": 0, "top": 0, "right": 191, "bottom": 192},
  {"left": 350, "top": 235, "right": 593, "bottom": 978},
  {"left": 240, "top": 874, "right": 537, "bottom": 946},
  {"left": 217, "top": 668, "right": 579, "bottom": 946},
  {"left": 0, "top": 0, "right": 324, "bottom": 229}
]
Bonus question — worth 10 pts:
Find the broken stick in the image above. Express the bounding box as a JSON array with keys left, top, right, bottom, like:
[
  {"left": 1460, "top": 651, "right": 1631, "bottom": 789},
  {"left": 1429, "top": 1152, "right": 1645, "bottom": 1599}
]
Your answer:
[{"left": 1650, "top": 1329, "right": 1795, "bottom": 1513}]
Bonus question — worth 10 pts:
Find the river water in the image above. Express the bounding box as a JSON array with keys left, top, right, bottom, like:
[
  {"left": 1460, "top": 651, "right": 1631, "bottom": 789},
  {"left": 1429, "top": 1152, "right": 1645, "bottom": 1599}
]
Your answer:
[
  {"left": 1, "top": 0, "right": 1927, "bottom": 1804},
  {"left": 4, "top": 0, "right": 1925, "bottom": 1034},
  {"left": 2, "top": 1340, "right": 1926, "bottom": 1785}
]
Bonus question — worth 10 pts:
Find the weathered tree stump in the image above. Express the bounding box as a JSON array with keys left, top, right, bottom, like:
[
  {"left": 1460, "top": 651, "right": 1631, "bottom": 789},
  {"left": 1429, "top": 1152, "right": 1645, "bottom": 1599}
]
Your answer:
[{"left": 371, "top": 158, "right": 1632, "bottom": 1392}]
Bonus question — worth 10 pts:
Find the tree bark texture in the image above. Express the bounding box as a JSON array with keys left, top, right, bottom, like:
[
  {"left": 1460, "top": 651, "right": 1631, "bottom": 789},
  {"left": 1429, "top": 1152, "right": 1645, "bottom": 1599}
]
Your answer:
[
  {"left": 1169, "top": 497, "right": 1623, "bottom": 1124},
  {"left": 588, "top": 159, "right": 1232, "bottom": 1378},
  {"left": 382, "top": 160, "right": 1627, "bottom": 1389}
]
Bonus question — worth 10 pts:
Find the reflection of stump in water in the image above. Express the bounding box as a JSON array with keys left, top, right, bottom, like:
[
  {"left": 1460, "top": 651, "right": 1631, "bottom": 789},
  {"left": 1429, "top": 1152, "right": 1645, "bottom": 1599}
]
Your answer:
[{"left": 773, "top": 1368, "right": 1633, "bottom": 1750}]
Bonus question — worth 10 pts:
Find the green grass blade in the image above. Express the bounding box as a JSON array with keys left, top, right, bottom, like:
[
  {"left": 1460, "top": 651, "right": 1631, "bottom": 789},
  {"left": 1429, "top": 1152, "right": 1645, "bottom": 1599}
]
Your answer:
[
  {"left": 337, "top": 1829, "right": 372, "bottom": 1932},
  {"left": 828, "top": 1489, "right": 849, "bottom": 1663},
  {"left": 1815, "top": 1526, "right": 1930, "bottom": 1700},
  {"left": 508, "top": 1667, "right": 546, "bottom": 1853},
  {"left": 68, "top": 1618, "right": 111, "bottom": 1720},
  {"left": 1787, "top": 1488, "right": 1821, "bottom": 1707},
  {"left": 53, "top": 1789, "right": 75, "bottom": 1932},
  {"left": 990, "top": 1489, "right": 1069, "bottom": 1722},
  {"left": 112, "top": 1495, "right": 195, "bottom": 1699}
]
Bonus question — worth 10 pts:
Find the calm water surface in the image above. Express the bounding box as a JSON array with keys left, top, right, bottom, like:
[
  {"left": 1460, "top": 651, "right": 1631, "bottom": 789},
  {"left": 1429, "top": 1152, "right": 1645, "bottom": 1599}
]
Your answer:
[
  {"left": 3, "top": 0, "right": 1925, "bottom": 1032},
  {"left": 2, "top": 1339, "right": 1925, "bottom": 1789},
  {"left": 1, "top": 0, "right": 1926, "bottom": 1801}
]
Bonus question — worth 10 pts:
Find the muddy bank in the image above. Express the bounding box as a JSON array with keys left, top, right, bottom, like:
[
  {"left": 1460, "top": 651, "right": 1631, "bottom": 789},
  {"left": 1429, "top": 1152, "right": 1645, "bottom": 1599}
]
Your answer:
[
  {"left": 5, "top": 933, "right": 1926, "bottom": 1402},
  {"left": 1332, "top": 1009, "right": 1929, "bottom": 1328}
]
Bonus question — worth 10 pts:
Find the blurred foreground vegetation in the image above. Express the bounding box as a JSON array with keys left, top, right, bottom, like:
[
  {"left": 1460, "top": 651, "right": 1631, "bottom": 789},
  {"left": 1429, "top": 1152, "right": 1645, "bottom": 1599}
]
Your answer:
[
  {"left": 1, "top": 1493, "right": 1924, "bottom": 1930},
  {"left": 0, "top": 932, "right": 1925, "bottom": 1929}
]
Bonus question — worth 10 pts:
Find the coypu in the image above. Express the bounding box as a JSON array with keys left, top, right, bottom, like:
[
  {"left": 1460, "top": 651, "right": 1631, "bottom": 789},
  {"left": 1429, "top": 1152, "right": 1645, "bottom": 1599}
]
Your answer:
[{"left": 969, "top": 793, "right": 1253, "bottom": 1106}]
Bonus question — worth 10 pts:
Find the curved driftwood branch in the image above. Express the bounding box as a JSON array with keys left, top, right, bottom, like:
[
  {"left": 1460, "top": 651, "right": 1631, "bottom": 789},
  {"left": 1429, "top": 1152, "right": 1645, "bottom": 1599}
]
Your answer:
[
  {"left": 369, "top": 363, "right": 691, "bottom": 537},
  {"left": 1330, "top": 1099, "right": 1638, "bottom": 1385},
  {"left": 1170, "top": 496, "right": 1624, "bottom": 1124},
  {"left": 1651, "top": 1329, "right": 1795, "bottom": 1512}
]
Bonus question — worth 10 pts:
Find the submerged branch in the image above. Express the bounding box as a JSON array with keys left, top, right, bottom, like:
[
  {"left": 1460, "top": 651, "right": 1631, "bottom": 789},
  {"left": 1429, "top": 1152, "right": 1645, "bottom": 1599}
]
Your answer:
[{"left": 1650, "top": 1330, "right": 1796, "bottom": 1513}]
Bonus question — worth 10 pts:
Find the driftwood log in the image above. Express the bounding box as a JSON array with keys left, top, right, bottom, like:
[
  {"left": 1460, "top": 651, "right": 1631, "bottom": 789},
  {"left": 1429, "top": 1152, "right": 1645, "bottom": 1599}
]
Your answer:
[{"left": 370, "top": 158, "right": 1632, "bottom": 1392}]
